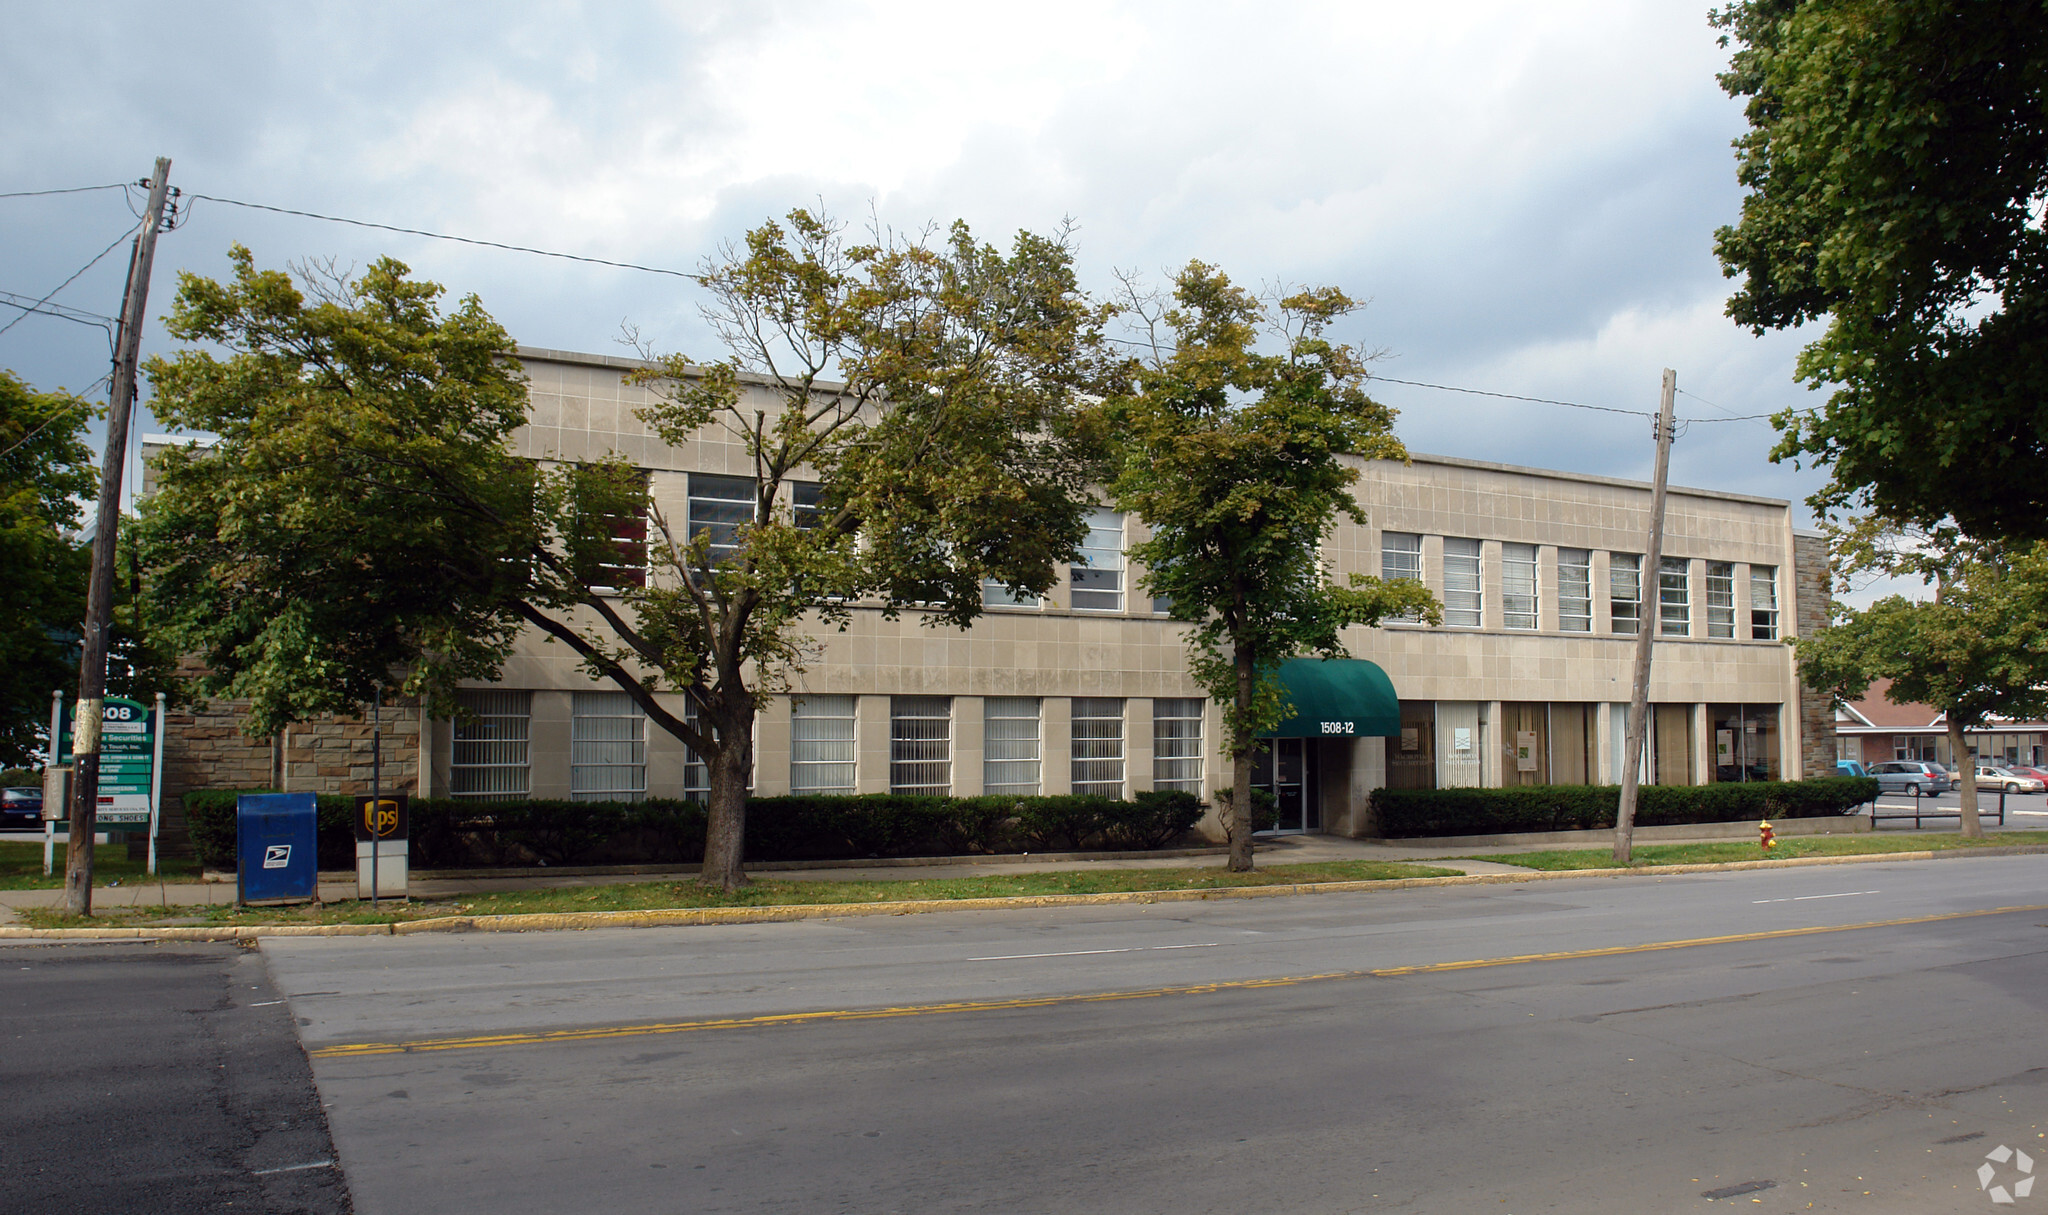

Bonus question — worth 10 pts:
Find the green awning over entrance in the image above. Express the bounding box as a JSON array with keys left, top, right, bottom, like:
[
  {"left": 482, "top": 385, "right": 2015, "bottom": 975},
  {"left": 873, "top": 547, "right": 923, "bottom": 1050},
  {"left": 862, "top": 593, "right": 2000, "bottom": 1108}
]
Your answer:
[{"left": 1261, "top": 657, "right": 1402, "bottom": 739}]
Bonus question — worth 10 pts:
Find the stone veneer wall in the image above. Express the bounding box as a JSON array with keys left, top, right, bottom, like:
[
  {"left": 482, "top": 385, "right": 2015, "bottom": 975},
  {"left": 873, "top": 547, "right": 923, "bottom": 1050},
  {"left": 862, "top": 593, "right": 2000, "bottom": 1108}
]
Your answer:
[
  {"left": 1793, "top": 532, "right": 1835, "bottom": 779},
  {"left": 158, "top": 663, "right": 422, "bottom": 855}
]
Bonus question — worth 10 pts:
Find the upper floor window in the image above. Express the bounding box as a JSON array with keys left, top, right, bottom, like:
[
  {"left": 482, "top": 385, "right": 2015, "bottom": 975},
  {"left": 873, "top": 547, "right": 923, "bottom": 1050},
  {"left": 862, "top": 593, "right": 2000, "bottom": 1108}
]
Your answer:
[
  {"left": 789, "top": 480, "right": 826, "bottom": 530},
  {"left": 982, "top": 579, "right": 1041, "bottom": 608},
  {"left": 1502, "top": 543, "right": 1538, "bottom": 630},
  {"left": 1751, "top": 565, "right": 1779, "bottom": 640},
  {"left": 1557, "top": 548, "right": 1591, "bottom": 632},
  {"left": 1442, "top": 538, "right": 1482, "bottom": 627},
  {"left": 1382, "top": 531, "right": 1423, "bottom": 622},
  {"left": 1658, "top": 557, "right": 1691, "bottom": 637},
  {"left": 590, "top": 471, "right": 650, "bottom": 591},
  {"left": 1610, "top": 553, "right": 1642, "bottom": 635},
  {"left": 1070, "top": 508, "right": 1124, "bottom": 611},
  {"left": 1706, "top": 561, "right": 1736, "bottom": 638},
  {"left": 688, "top": 473, "right": 756, "bottom": 565}
]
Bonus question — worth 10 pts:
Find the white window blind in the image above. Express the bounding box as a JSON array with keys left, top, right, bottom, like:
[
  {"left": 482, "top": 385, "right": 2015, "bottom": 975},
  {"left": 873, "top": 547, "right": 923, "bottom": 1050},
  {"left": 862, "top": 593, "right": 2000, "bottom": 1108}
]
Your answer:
[
  {"left": 1070, "top": 509, "right": 1124, "bottom": 611},
  {"left": 983, "top": 697, "right": 1042, "bottom": 796},
  {"left": 1443, "top": 538, "right": 1482, "bottom": 627},
  {"left": 1659, "top": 557, "right": 1691, "bottom": 637},
  {"left": 571, "top": 691, "right": 646, "bottom": 802},
  {"left": 1557, "top": 548, "right": 1591, "bottom": 632},
  {"left": 1502, "top": 543, "right": 1537, "bottom": 629},
  {"left": 889, "top": 696, "right": 952, "bottom": 795},
  {"left": 1751, "top": 566, "right": 1779, "bottom": 640},
  {"left": 1610, "top": 553, "right": 1642, "bottom": 635},
  {"left": 1070, "top": 698, "right": 1125, "bottom": 797},
  {"left": 1152, "top": 698, "right": 1204, "bottom": 794},
  {"left": 791, "top": 695, "right": 857, "bottom": 794},
  {"left": 451, "top": 690, "right": 530, "bottom": 800},
  {"left": 1706, "top": 561, "right": 1735, "bottom": 638}
]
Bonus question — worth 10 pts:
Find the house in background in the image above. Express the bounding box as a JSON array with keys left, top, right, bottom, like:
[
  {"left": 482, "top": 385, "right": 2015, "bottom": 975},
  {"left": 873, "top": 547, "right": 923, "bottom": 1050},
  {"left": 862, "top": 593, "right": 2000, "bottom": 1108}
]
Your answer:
[{"left": 1834, "top": 678, "right": 2047, "bottom": 771}]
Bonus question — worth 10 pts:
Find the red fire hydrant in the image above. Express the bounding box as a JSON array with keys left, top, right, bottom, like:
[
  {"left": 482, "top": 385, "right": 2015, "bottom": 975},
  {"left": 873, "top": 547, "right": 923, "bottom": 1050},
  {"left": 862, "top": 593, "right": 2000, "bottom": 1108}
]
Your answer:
[{"left": 1759, "top": 820, "right": 1777, "bottom": 852}]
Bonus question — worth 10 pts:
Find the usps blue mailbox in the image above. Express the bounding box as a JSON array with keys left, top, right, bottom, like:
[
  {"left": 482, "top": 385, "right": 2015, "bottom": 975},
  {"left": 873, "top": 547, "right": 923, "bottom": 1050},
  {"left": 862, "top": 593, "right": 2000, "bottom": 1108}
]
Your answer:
[{"left": 237, "top": 793, "right": 319, "bottom": 904}]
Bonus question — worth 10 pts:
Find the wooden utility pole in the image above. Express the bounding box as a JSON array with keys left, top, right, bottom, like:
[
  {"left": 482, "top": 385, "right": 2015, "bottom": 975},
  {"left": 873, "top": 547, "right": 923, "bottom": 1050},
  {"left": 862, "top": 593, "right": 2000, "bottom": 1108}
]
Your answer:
[
  {"left": 65, "top": 157, "right": 172, "bottom": 917},
  {"left": 1613, "top": 368, "right": 1677, "bottom": 864}
]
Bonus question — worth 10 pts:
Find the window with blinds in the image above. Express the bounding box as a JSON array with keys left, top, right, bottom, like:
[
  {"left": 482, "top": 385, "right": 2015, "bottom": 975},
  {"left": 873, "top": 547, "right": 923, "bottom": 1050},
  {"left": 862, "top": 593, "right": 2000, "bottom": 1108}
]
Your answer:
[
  {"left": 889, "top": 696, "right": 952, "bottom": 795},
  {"left": 1750, "top": 565, "right": 1779, "bottom": 640},
  {"left": 1152, "top": 698, "right": 1204, "bottom": 794},
  {"left": 451, "top": 690, "right": 530, "bottom": 800},
  {"left": 1658, "top": 557, "right": 1691, "bottom": 637},
  {"left": 1381, "top": 532, "right": 1423, "bottom": 621},
  {"left": 1706, "top": 561, "right": 1736, "bottom": 638},
  {"left": 570, "top": 691, "right": 646, "bottom": 802},
  {"left": 983, "top": 697, "right": 1042, "bottom": 796},
  {"left": 1557, "top": 548, "right": 1591, "bottom": 632},
  {"left": 1070, "top": 508, "right": 1124, "bottom": 611},
  {"left": 791, "top": 694, "right": 857, "bottom": 794},
  {"left": 1610, "top": 553, "right": 1642, "bottom": 635},
  {"left": 1442, "top": 538, "right": 1482, "bottom": 627},
  {"left": 688, "top": 473, "right": 756, "bottom": 565},
  {"left": 1071, "top": 698, "right": 1126, "bottom": 797},
  {"left": 1502, "top": 543, "right": 1538, "bottom": 629}
]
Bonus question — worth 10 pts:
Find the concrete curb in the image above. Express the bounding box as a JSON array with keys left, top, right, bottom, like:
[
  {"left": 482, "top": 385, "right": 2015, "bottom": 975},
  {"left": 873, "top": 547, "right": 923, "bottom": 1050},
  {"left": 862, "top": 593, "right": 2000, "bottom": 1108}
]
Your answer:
[{"left": 4, "top": 844, "right": 2045, "bottom": 942}]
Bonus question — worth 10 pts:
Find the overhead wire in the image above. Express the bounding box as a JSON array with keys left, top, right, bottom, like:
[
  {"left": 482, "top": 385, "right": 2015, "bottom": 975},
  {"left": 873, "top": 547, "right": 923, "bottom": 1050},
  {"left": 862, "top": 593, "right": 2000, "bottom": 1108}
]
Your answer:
[
  {"left": 184, "top": 191, "right": 697, "bottom": 279},
  {"left": 0, "top": 223, "right": 138, "bottom": 341},
  {"left": 0, "top": 183, "right": 130, "bottom": 199}
]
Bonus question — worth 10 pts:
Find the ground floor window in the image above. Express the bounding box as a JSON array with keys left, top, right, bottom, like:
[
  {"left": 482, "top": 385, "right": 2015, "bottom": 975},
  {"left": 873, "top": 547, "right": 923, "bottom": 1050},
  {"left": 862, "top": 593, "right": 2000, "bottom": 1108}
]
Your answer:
[
  {"left": 984, "top": 697, "right": 1041, "bottom": 796},
  {"left": 792, "top": 694, "right": 857, "bottom": 794},
  {"left": 451, "top": 690, "right": 530, "bottom": 800},
  {"left": 1500, "top": 702, "right": 1597, "bottom": 786},
  {"left": 1152, "top": 698, "right": 1204, "bottom": 794},
  {"left": 1653, "top": 704, "right": 1694, "bottom": 786},
  {"left": 1709, "top": 704, "right": 1781, "bottom": 782},
  {"left": 1435, "top": 702, "right": 1484, "bottom": 787},
  {"left": 1387, "top": 700, "right": 1437, "bottom": 789},
  {"left": 1071, "top": 698, "right": 1125, "bottom": 798},
  {"left": 890, "top": 696, "right": 952, "bottom": 795},
  {"left": 570, "top": 691, "right": 646, "bottom": 801}
]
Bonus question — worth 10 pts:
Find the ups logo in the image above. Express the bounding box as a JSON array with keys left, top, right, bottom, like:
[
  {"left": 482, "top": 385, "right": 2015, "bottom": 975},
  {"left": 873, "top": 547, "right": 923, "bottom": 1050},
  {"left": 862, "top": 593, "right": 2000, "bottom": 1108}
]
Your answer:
[{"left": 353, "top": 794, "right": 409, "bottom": 841}]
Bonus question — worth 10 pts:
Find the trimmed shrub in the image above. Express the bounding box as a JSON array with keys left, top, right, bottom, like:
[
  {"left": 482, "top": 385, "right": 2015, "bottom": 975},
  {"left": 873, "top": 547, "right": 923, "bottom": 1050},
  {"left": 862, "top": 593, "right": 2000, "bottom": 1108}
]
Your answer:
[
  {"left": 182, "top": 787, "right": 1204, "bottom": 870},
  {"left": 1368, "top": 776, "right": 1880, "bottom": 839}
]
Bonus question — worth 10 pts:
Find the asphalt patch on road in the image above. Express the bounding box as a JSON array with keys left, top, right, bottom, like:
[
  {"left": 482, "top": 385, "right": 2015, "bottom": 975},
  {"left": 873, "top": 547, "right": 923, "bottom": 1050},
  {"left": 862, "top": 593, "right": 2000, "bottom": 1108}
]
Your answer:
[{"left": 0, "top": 940, "right": 351, "bottom": 1213}]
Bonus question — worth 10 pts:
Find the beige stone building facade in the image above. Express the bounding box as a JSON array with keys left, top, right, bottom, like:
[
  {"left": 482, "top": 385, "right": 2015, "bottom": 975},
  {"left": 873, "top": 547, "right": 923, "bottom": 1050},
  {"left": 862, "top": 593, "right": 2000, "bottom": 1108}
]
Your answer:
[{"left": 384, "top": 347, "right": 1831, "bottom": 841}]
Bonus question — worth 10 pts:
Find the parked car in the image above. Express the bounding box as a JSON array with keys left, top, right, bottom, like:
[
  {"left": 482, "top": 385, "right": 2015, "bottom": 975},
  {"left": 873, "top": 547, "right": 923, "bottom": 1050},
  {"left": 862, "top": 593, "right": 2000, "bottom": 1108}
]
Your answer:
[
  {"left": 1835, "top": 760, "right": 1868, "bottom": 778},
  {"left": 1975, "top": 766, "right": 2046, "bottom": 794},
  {"left": 2005, "top": 765, "right": 2048, "bottom": 788},
  {"left": 1870, "top": 761, "right": 1953, "bottom": 795},
  {"left": 1, "top": 786, "right": 42, "bottom": 829}
]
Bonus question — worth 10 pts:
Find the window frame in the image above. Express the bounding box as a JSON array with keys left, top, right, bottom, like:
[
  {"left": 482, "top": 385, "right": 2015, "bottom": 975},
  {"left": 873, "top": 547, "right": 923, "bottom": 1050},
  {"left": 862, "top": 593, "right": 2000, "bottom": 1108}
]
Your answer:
[
  {"left": 889, "top": 696, "right": 952, "bottom": 796},
  {"left": 983, "top": 697, "right": 1043, "bottom": 796},
  {"left": 1501, "top": 542, "right": 1538, "bottom": 630},
  {"left": 1557, "top": 548, "right": 1592, "bottom": 633},
  {"left": 791, "top": 694, "right": 858, "bottom": 795},
  {"left": 1070, "top": 697, "right": 1126, "bottom": 798},
  {"left": 1152, "top": 698, "right": 1204, "bottom": 794},
  {"left": 1750, "top": 565, "right": 1779, "bottom": 640},
  {"left": 570, "top": 690, "right": 647, "bottom": 802},
  {"left": 450, "top": 689, "right": 531, "bottom": 801},
  {"left": 1442, "top": 537, "right": 1483, "bottom": 627},
  {"left": 1705, "top": 561, "right": 1736, "bottom": 639},
  {"left": 1658, "top": 556, "right": 1691, "bottom": 637},
  {"left": 1069, "top": 508, "right": 1125, "bottom": 612},
  {"left": 1610, "top": 552, "right": 1642, "bottom": 635}
]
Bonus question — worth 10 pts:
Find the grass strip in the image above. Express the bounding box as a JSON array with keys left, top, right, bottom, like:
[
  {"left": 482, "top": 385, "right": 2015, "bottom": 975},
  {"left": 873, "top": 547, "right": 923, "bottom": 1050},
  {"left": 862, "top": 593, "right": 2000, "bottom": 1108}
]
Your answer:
[
  {"left": 0, "top": 840, "right": 203, "bottom": 890},
  {"left": 13, "top": 858, "right": 1462, "bottom": 929},
  {"left": 1463, "top": 830, "right": 2048, "bottom": 871}
]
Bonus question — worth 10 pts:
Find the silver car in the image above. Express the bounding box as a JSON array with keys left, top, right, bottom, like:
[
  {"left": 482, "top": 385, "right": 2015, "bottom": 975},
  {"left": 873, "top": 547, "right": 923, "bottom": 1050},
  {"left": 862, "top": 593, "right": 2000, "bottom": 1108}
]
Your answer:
[
  {"left": 1976, "top": 766, "right": 2046, "bottom": 794},
  {"left": 1870, "top": 761, "right": 1953, "bottom": 795}
]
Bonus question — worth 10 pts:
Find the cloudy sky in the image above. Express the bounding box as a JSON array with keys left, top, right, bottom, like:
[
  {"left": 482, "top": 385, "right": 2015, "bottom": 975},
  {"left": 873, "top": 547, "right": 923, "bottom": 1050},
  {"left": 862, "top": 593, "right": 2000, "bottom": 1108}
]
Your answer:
[{"left": 2, "top": 1, "right": 1835, "bottom": 536}]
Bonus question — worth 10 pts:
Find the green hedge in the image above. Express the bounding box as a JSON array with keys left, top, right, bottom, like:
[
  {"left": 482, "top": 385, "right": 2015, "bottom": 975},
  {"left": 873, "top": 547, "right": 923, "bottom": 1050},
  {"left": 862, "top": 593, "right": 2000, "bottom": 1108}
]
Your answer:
[
  {"left": 1368, "top": 777, "right": 1880, "bottom": 839},
  {"left": 181, "top": 788, "right": 1205, "bottom": 872}
]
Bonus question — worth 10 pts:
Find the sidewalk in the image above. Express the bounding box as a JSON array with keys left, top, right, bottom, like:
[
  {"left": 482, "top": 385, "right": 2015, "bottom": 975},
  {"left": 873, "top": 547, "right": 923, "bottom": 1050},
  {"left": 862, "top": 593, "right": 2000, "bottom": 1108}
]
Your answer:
[{"left": 0, "top": 826, "right": 1868, "bottom": 920}]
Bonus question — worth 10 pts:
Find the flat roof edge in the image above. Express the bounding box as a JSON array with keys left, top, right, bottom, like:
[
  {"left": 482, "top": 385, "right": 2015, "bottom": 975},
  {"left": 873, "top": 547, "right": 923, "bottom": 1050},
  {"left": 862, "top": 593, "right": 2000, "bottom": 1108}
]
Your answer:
[{"left": 1387, "top": 451, "right": 1791, "bottom": 509}]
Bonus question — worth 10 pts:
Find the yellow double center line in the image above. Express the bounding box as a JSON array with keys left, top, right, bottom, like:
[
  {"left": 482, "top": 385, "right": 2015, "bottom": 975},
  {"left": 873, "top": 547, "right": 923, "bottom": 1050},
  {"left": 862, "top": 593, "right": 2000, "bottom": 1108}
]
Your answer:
[{"left": 307, "top": 903, "right": 2047, "bottom": 1060}]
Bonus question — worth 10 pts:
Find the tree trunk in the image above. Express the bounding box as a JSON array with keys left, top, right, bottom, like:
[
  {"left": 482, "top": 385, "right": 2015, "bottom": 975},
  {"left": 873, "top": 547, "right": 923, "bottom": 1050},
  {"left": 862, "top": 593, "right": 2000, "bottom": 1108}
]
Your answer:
[
  {"left": 1228, "top": 641, "right": 1256, "bottom": 873},
  {"left": 700, "top": 707, "right": 755, "bottom": 891},
  {"left": 1951, "top": 717, "right": 1982, "bottom": 839}
]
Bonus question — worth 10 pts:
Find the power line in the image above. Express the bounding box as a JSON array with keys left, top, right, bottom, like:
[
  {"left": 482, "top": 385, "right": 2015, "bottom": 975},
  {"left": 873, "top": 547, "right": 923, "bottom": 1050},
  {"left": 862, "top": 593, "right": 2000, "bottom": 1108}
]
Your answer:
[
  {"left": 0, "top": 224, "right": 138, "bottom": 341},
  {"left": 1368, "top": 374, "right": 1654, "bottom": 419},
  {"left": 1675, "top": 386, "right": 1779, "bottom": 423},
  {"left": 184, "top": 192, "right": 697, "bottom": 279},
  {"left": 0, "top": 183, "right": 130, "bottom": 199}
]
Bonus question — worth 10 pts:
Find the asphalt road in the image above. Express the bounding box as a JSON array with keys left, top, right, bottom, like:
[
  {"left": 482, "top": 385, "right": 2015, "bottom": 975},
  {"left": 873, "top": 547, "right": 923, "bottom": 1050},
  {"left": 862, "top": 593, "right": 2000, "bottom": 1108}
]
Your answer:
[
  {"left": 0, "top": 941, "right": 350, "bottom": 1214},
  {"left": 252, "top": 854, "right": 2048, "bottom": 1214}
]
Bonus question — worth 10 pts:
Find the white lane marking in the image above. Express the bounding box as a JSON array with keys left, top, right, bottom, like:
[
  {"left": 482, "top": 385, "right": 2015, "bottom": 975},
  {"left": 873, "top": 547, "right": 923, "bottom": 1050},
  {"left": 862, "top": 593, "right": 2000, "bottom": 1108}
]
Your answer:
[
  {"left": 968, "top": 943, "right": 1220, "bottom": 962},
  {"left": 248, "top": 999, "right": 286, "bottom": 1007},
  {"left": 252, "top": 1160, "right": 336, "bottom": 1176},
  {"left": 1752, "top": 890, "right": 1880, "bottom": 905}
]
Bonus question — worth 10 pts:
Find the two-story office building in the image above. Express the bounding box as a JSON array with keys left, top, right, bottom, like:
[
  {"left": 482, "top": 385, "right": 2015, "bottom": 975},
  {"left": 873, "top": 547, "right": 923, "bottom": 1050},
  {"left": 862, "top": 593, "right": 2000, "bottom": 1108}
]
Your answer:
[
  {"left": 156, "top": 346, "right": 1831, "bottom": 841},
  {"left": 385, "top": 347, "right": 1830, "bottom": 840}
]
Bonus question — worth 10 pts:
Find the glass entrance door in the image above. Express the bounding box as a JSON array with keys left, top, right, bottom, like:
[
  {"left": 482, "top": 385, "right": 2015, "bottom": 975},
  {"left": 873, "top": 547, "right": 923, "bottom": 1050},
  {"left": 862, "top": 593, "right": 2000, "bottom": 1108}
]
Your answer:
[{"left": 1252, "top": 738, "right": 1319, "bottom": 833}]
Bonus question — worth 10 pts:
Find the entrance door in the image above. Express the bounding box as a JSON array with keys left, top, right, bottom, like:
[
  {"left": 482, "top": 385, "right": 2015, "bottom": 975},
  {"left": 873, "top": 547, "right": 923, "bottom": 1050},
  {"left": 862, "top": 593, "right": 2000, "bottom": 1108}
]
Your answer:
[{"left": 1252, "top": 739, "right": 1319, "bottom": 833}]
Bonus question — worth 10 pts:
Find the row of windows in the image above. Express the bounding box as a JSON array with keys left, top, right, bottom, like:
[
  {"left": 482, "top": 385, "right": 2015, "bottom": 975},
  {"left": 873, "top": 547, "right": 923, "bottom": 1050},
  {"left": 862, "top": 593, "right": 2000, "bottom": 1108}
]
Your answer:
[
  {"left": 1381, "top": 534, "right": 1780, "bottom": 640},
  {"left": 450, "top": 691, "right": 1206, "bottom": 801}
]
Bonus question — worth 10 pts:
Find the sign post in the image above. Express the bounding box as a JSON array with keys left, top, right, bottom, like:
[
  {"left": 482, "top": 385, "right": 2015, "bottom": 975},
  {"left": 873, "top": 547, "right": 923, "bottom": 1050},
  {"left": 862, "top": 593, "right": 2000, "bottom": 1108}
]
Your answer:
[
  {"left": 43, "top": 690, "right": 61, "bottom": 877},
  {"left": 58, "top": 697, "right": 155, "bottom": 832}
]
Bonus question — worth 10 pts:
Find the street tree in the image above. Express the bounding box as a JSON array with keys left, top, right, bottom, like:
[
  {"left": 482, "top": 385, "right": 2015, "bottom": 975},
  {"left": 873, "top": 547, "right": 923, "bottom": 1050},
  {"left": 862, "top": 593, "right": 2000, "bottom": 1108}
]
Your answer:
[
  {"left": 0, "top": 370, "right": 96, "bottom": 765},
  {"left": 1712, "top": 1, "right": 2048, "bottom": 540},
  {"left": 142, "top": 222, "right": 1112, "bottom": 891},
  {"left": 1794, "top": 520, "right": 2048, "bottom": 837},
  {"left": 1109, "top": 263, "right": 1439, "bottom": 872}
]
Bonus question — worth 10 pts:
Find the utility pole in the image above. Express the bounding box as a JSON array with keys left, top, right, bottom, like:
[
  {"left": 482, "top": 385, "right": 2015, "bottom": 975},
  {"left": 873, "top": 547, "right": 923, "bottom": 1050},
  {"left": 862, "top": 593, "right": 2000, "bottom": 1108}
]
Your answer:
[
  {"left": 1613, "top": 368, "right": 1677, "bottom": 864},
  {"left": 65, "top": 157, "right": 173, "bottom": 917}
]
